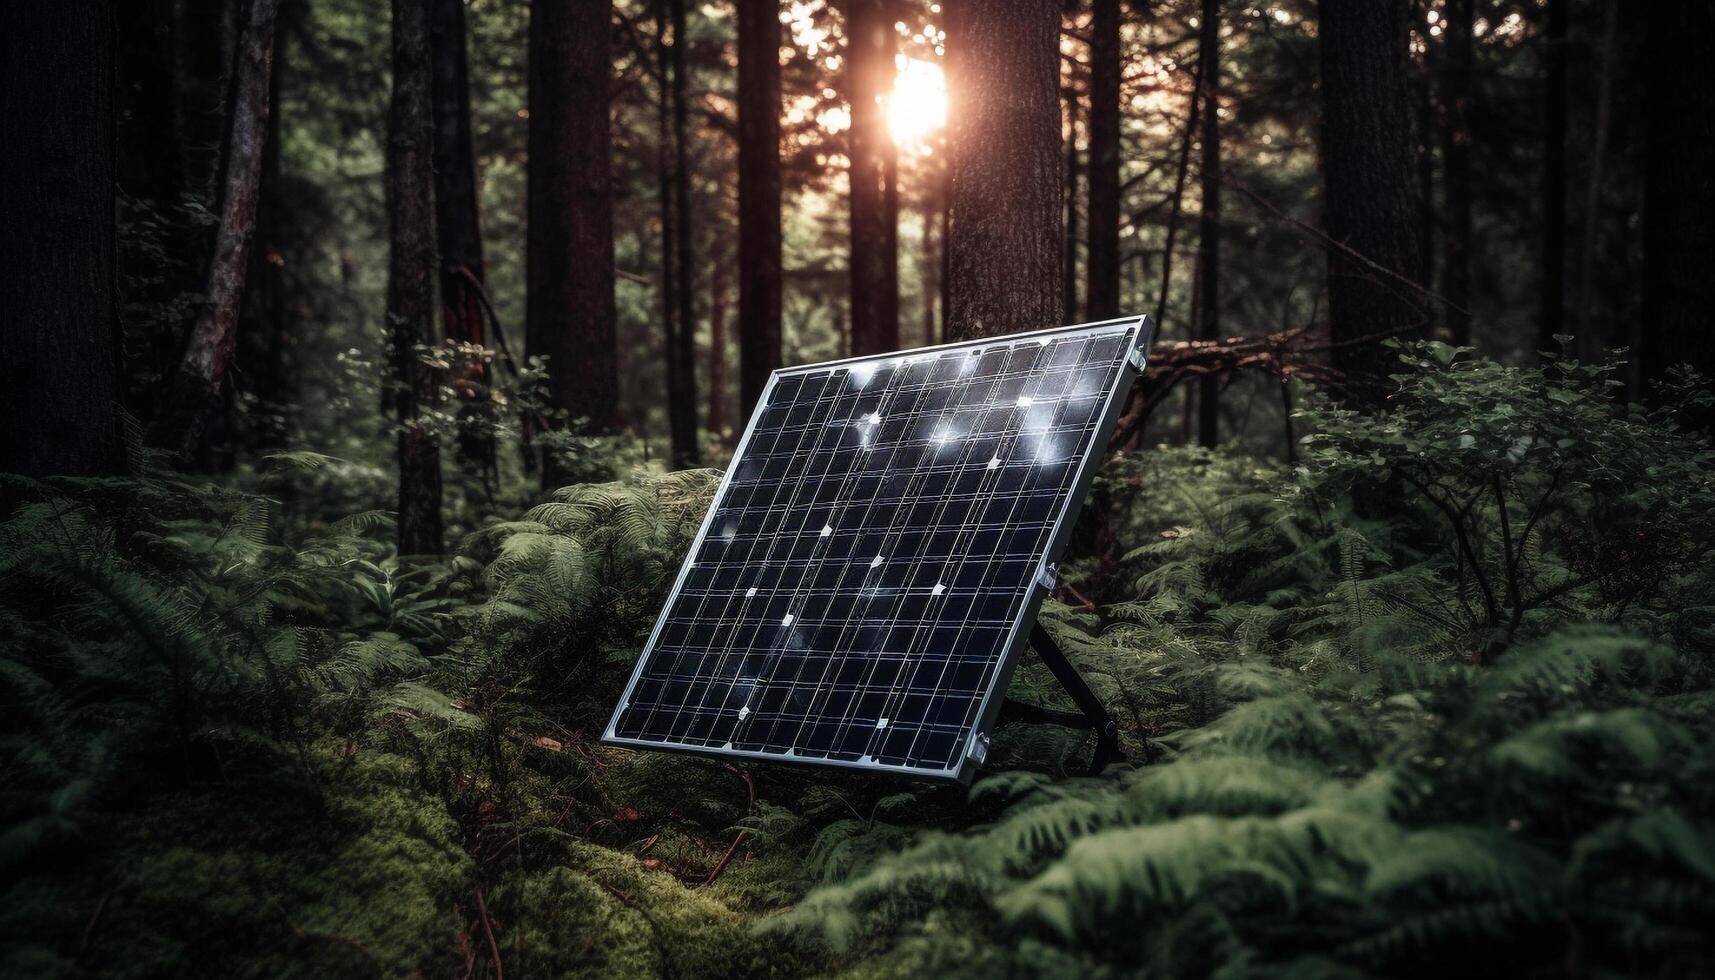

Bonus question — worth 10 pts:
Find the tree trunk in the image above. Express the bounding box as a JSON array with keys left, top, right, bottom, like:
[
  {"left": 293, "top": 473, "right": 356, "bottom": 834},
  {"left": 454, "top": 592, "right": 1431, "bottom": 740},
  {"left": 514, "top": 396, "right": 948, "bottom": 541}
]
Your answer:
[
  {"left": 527, "top": 0, "right": 620, "bottom": 456},
  {"left": 944, "top": 0, "right": 1064, "bottom": 341},
  {"left": 1575, "top": 0, "right": 1618, "bottom": 357},
  {"left": 237, "top": 6, "right": 291, "bottom": 450},
  {"left": 1195, "top": 0, "right": 1220, "bottom": 448},
  {"left": 707, "top": 262, "right": 729, "bottom": 437},
  {"left": 388, "top": 0, "right": 444, "bottom": 556},
  {"left": 429, "top": 0, "right": 494, "bottom": 473},
  {"left": 846, "top": 0, "right": 899, "bottom": 354},
  {"left": 0, "top": 0, "right": 126, "bottom": 482},
  {"left": 1441, "top": 0, "right": 1473, "bottom": 347},
  {"left": 1085, "top": 0, "right": 1122, "bottom": 321},
  {"left": 737, "top": 0, "right": 783, "bottom": 419},
  {"left": 1539, "top": 0, "right": 1567, "bottom": 357},
  {"left": 654, "top": 0, "right": 679, "bottom": 438},
  {"left": 667, "top": 0, "right": 701, "bottom": 467},
  {"left": 1640, "top": 0, "right": 1715, "bottom": 418},
  {"left": 1062, "top": 71, "right": 1081, "bottom": 324},
  {"left": 1317, "top": 0, "right": 1427, "bottom": 405},
  {"left": 150, "top": 0, "right": 281, "bottom": 457}
]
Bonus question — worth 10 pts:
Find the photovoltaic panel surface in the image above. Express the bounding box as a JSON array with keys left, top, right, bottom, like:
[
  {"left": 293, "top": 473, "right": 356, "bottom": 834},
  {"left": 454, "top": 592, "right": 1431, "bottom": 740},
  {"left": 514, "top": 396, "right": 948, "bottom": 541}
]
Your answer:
[{"left": 603, "top": 317, "right": 1152, "bottom": 781}]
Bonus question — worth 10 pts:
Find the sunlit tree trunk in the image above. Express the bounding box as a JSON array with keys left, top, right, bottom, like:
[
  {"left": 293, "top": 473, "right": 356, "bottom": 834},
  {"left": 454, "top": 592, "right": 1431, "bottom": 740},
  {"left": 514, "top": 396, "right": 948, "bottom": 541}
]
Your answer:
[
  {"left": 944, "top": 0, "right": 1063, "bottom": 341},
  {"left": 1317, "top": 0, "right": 1427, "bottom": 405},
  {"left": 1195, "top": 0, "right": 1219, "bottom": 447},
  {"left": 1063, "top": 66, "right": 1081, "bottom": 324},
  {"left": 0, "top": 0, "right": 126, "bottom": 483},
  {"left": 846, "top": 0, "right": 899, "bottom": 354},
  {"left": 1085, "top": 0, "right": 1122, "bottom": 322},
  {"left": 1640, "top": 0, "right": 1715, "bottom": 424},
  {"left": 526, "top": 0, "right": 619, "bottom": 463},
  {"left": 150, "top": 0, "right": 281, "bottom": 457},
  {"left": 737, "top": 0, "right": 783, "bottom": 418},
  {"left": 387, "top": 0, "right": 444, "bottom": 555}
]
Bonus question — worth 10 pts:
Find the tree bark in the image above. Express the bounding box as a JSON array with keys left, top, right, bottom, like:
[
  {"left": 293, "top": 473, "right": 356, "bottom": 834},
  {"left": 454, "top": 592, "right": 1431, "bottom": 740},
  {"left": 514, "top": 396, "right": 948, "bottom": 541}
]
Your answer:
[
  {"left": 1574, "top": 0, "right": 1618, "bottom": 357},
  {"left": 1062, "top": 71, "right": 1081, "bottom": 324},
  {"left": 1441, "top": 0, "right": 1473, "bottom": 347},
  {"left": 1317, "top": 0, "right": 1427, "bottom": 405},
  {"left": 1539, "top": 0, "right": 1567, "bottom": 357},
  {"left": 149, "top": 0, "right": 281, "bottom": 457},
  {"left": 667, "top": 0, "right": 701, "bottom": 466},
  {"left": 737, "top": 0, "right": 783, "bottom": 419},
  {"left": 0, "top": 0, "right": 126, "bottom": 482},
  {"left": 846, "top": 0, "right": 899, "bottom": 354},
  {"left": 1195, "top": 0, "right": 1220, "bottom": 448},
  {"left": 1085, "top": 0, "right": 1122, "bottom": 321},
  {"left": 388, "top": 0, "right": 444, "bottom": 556},
  {"left": 944, "top": 0, "right": 1064, "bottom": 341},
  {"left": 527, "top": 0, "right": 620, "bottom": 453},
  {"left": 430, "top": 0, "right": 494, "bottom": 473},
  {"left": 707, "top": 261, "right": 729, "bottom": 437},
  {"left": 237, "top": 3, "right": 292, "bottom": 450},
  {"left": 1640, "top": 0, "right": 1715, "bottom": 418}
]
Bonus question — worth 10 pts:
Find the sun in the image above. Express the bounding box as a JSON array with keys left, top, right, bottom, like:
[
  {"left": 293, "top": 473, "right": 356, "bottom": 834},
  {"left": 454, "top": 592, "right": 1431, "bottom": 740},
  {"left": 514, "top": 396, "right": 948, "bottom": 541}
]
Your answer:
[{"left": 885, "top": 56, "right": 947, "bottom": 152}]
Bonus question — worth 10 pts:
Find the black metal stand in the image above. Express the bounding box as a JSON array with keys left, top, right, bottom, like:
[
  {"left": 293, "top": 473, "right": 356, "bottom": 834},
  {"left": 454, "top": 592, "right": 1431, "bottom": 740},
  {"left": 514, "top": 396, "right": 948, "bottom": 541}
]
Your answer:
[{"left": 997, "top": 623, "right": 1124, "bottom": 775}]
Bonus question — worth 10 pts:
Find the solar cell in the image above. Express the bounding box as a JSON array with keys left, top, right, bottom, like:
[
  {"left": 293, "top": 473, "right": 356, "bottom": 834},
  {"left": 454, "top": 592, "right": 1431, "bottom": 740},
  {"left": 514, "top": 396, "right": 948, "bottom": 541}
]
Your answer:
[{"left": 603, "top": 316, "right": 1155, "bottom": 781}]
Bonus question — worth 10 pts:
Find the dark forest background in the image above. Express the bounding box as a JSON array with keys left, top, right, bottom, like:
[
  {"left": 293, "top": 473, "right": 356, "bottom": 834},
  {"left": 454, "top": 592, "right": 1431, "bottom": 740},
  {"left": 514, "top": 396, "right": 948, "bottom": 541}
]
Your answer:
[{"left": 2, "top": 1, "right": 1714, "bottom": 977}]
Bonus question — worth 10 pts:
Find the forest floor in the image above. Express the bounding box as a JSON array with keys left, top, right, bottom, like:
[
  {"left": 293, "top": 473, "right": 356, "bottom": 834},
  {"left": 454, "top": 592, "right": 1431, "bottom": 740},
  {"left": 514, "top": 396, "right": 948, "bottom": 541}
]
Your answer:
[{"left": 4, "top": 348, "right": 1715, "bottom": 978}]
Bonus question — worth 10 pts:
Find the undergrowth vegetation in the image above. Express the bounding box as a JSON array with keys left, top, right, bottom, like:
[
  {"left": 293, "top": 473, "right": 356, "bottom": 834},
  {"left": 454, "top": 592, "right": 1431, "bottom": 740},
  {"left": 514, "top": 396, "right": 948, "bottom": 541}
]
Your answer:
[{"left": 4, "top": 347, "right": 1713, "bottom": 978}]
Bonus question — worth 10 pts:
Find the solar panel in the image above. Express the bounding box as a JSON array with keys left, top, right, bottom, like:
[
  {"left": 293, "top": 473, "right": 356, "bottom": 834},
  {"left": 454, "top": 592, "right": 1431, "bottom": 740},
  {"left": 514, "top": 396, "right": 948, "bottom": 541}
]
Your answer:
[{"left": 603, "top": 316, "right": 1154, "bottom": 782}]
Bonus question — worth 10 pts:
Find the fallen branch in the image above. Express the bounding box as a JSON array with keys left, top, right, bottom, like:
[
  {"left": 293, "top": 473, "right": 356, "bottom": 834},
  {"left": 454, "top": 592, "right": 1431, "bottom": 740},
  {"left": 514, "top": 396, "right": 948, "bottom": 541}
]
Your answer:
[{"left": 1112, "top": 319, "right": 1424, "bottom": 446}]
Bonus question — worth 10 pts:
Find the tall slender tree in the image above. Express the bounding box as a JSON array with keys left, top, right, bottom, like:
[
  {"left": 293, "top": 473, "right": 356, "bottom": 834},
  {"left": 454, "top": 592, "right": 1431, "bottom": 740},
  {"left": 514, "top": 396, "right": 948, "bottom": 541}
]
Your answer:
[
  {"left": 388, "top": 0, "right": 444, "bottom": 555},
  {"left": 1062, "top": 62, "right": 1082, "bottom": 324},
  {"left": 1317, "top": 0, "right": 1427, "bottom": 404},
  {"left": 1441, "top": 0, "right": 1473, "bottom": 347},
  {"left": 1539, "top": 0, "right": 1567, "bottom": 355},
  {"left": 846, "top": 0, "right": 899, "bottom": 355},
  {"left": 150, "top": 0, "right": 282, "bottom": 456},
  {"left": 1640, "top": 0, "right": 1715, "bottom": 421},
  {"left": 737, "top": 0, "right": 783, "bottom": 418},
  {"left": 1195, "top": 0, "right": 1220, "bottom": 448},
  {"left": 526, "top": 0, "right": 620, "bottom": 464},
  {"left": 0, "top": 0, "right": 126, "bottom": 482},
  {"left": 238, "top": 0, "right": 298, "bottom": 450},
  {"left": 666, "top": 0, "right": 701, "bottom": 466},
  {"left": 429, "top": 0, "right": 494, "bottom": 470},
  {"left": 1085, "top": 0, "right": 1122, "bottom": 321}
]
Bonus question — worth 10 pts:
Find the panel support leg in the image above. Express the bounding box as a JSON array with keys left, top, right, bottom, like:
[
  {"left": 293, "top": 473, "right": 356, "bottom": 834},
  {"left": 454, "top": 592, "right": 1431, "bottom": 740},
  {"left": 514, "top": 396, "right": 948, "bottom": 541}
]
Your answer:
[{"left": 997, "top": 623, "right": 1124, "bottom": 775}]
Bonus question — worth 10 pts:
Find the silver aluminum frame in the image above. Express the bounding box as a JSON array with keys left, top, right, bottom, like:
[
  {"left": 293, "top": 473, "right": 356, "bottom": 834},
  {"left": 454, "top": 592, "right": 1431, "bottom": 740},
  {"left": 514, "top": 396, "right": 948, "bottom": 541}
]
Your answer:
[{"left": 601, "top": 314, "right": 1156, "bottom": 783}]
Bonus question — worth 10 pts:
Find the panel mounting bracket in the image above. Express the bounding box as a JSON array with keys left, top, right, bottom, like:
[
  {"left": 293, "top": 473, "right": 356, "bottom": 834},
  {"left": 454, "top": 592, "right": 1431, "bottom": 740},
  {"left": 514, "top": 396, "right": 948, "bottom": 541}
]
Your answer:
[{"left": 996, "top": 622, "right": 1124, "bottom": 776}]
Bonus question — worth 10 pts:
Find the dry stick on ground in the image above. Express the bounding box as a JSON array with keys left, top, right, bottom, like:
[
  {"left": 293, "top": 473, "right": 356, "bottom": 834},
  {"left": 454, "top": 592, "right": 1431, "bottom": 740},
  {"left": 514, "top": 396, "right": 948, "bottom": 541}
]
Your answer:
[
  {"left": 473, "top": 886, "right": 504, "bottom": 980},
  {"left": 701, "top": 763, "right": 756, "bottom": 888}
]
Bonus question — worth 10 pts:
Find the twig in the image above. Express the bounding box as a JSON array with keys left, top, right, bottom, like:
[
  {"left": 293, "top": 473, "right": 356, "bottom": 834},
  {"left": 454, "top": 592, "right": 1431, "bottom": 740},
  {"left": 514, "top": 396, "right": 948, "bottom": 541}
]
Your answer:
[
  {"left": 473, "top": 887, "right": 504, "bottom": 980},
  {"left": 453, "top": 266, "right": 522, "bottom": 379},
  {"left": 1219, "top": 173, "right": 1467, "bottom": 316},
  {"left": 78, "top": 888, "right": 115, "bottom": 957},
  {"left": 701, "top": 763, "right": 756, "bottom": 888}
]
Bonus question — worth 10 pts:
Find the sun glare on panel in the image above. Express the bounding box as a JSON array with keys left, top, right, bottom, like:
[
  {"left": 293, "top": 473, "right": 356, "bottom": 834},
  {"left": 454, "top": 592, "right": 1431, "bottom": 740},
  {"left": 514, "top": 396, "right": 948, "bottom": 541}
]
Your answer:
[{"left": 885, "top": 57, "right": 947, "bottom": 151}]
